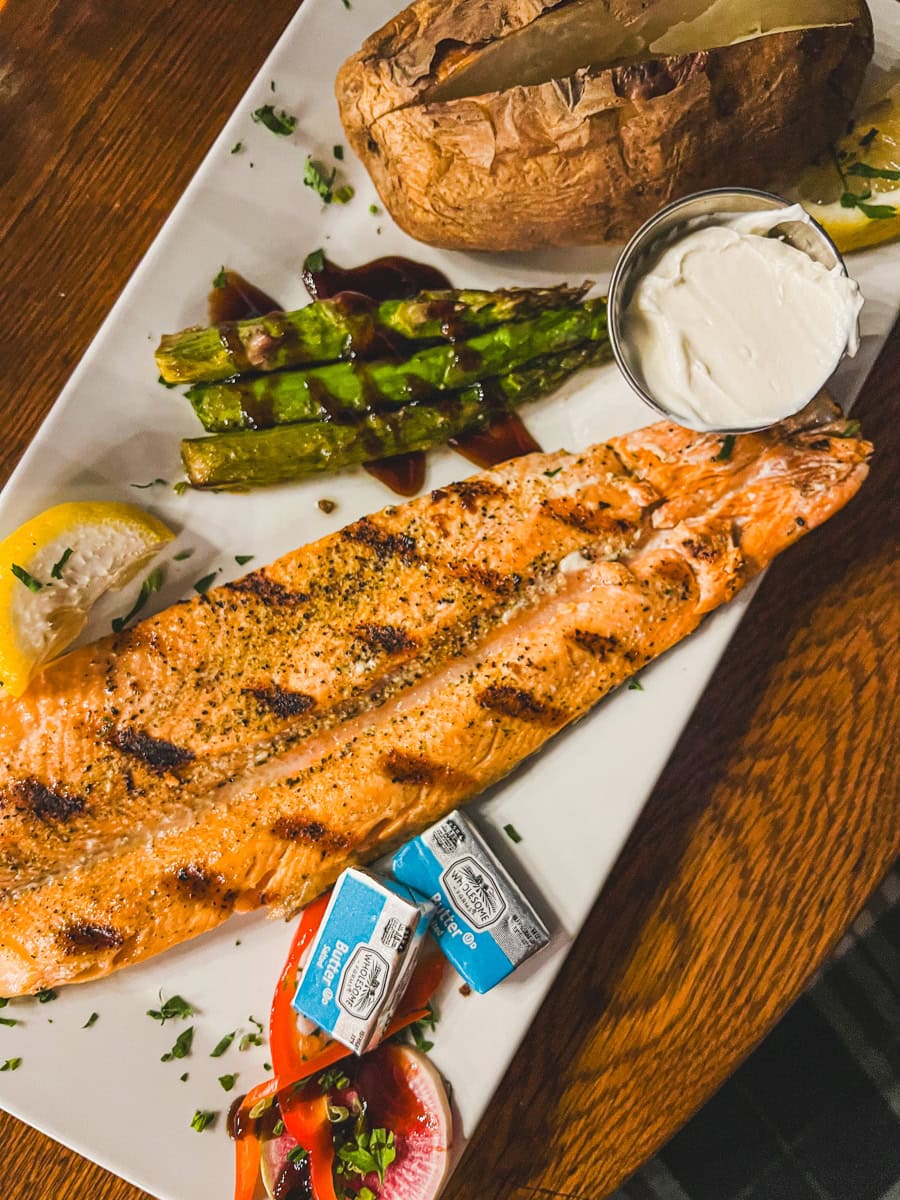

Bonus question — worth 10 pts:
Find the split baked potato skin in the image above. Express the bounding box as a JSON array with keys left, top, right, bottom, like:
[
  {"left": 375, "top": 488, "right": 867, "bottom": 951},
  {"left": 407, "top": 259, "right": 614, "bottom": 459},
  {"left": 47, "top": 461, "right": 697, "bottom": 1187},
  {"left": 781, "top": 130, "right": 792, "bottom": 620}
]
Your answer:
[{"left": 336, "top": 1, "right": 873, "bottom": 250}]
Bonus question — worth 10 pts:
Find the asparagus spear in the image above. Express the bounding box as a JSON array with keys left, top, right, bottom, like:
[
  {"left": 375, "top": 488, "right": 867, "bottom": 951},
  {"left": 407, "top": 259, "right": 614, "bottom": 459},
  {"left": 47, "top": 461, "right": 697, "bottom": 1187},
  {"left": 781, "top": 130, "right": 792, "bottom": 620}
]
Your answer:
[
  {"left": 181, "top": 340, "right": 610, "bottom": 490},
  {"left": 188, "top": 300, "right": 608, "bottom": 432},
  {"left": 156, "top": 285, "right": 591, "bottom": 384}
]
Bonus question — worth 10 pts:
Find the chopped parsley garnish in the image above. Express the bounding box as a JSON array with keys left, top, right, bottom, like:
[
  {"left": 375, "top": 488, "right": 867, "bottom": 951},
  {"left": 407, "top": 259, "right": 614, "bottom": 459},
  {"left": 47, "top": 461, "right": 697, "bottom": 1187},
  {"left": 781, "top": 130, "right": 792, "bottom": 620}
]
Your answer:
[
  {"left": 231, "top": 141, "right": 244, "bottom": 155},
  {"left": 712, "top": 434, "right": 736, "bottom": 462},
  {"left": 333, "top": 144, "right": 344, "bottom": 160},
  {"left": 234, "top": 554, "right": 254, "bottom": 565},
  {"left": 180, "top": 1072, "right": 189, "bottom": 1082},
  {"left": 340, "top": 0, "right": 351, "bottom": 8},
  {"left": 252, "top": 104, "right": 297, "bottom": 136},
  {"left": 158, "top": 374, "right": 178, "bottom": 389},
  {"left": 11, "top": 564, "right": 44, "bottom": 593},
  {"left": 193, "top": 571, "right": 219, "bottom": 595},
  {"left": 112, "top": 566, "right": 164, "bottom": 633},
  {"left": 173, "top": 549, "right": 194, "bottom": 561},
  {"left": 161, "top": 1025, "right": 194, "bottom": 1062},
  {"left": 503, "top": 823, "right": 523, "bottom": 844},
  {"left": 0, "top": 1016, "right": 19, "bottom": 1027},
  {"left": 404, "top": 1004, "right": 437, "bottom": 1054},
  {"left": 271, "top": 80, "right": 276, "bottom": 93},
  {"left": 130, "top": 478, "right": 168, "bottom": 489},
  {"left": 239, "top": 1015, "right": 265, "bottom": 1051},
  {"left": 218, "top": 1073, "right": 238, "bottom": 1092},
  {"left": 368, "top": 204, "right": 380, "bottom": 216},
  {"left": 333, "top": 185, "right": 355, "bottom": 205},
  {"left": 543, "top": 466, "right": 563, "bottom": 478},
  {"left": 628, "top": 676, "right": 644, "bottom": 691},
  {"left": 337, "top": 1126, "right": 397, "bottom": 1185},
  {"left": 146, "top": 993, "right": 195, "bottom": 1023},
  {"left": 35, "top": 988, "right": 57, "bottom": 1003},
  {"left": 845, "top": 162, "right": 900, "bottom": 182},
  {"left": 190, "top": 1109, "right": 217, "bottom": 1133},
  {"left": 304, "top": 248, "right": 326, "bottom": 274},
  {"left": 288, "top": 1146, "right": 308, "bottom": 1164},
  {"left": 173, "top": 480, "right": 191, "bottom": 495},
  {"left": 210, "top": 1031, "right": 236, "bottom": 1058},
  {"left": 212, "top": 267, "right": 228, "bottom": 290},
  {"left": 831, "top": 146, "right": 897, "bottom": 219},
  {"left": 264, "top": 1062, "right": 273, "bottom": 1072},
  {"left": 1, "top": 1058, "right": 22, "bottom": 1071},
  {"left": 317, "top": 1066, "right": 351, "bottom": 1092},
  {"left": 83, "top": 1012, "right": 99, "bottom": 1029},
  {"left": 304, "top": 157, "right": 337, "bottom": 203},
  {"left": 50, "top": 548, "right": 73, "bottom": 580}
]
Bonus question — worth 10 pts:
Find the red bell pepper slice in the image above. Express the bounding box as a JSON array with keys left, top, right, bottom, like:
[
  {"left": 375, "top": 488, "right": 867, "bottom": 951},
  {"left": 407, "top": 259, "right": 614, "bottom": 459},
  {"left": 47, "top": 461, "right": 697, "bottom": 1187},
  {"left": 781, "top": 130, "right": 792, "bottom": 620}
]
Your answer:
[
  {"left": 233, "top": 1129, "right": 261, "bottom": 1200},
  {"left": 270, "top": 891, "right": 331, "bottom": 1083},
  {"left": 281, "top": 1089, "right": 338, "bottom": 1200}
]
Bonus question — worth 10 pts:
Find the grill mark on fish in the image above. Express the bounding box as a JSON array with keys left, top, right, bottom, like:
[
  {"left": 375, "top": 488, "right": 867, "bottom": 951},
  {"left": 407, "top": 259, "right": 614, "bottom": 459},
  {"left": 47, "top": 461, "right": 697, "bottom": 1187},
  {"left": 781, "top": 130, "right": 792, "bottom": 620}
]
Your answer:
[
  {"left": 477, "top": 684, "right": 560, "bottom": 723},
  {"left": 341, "top": 517, "right": 417, "bottom": 563},
  {"left": 353, "top": 624, "right": 417, "bottom": 654},
  {"left": 540, "top": 498, "right": 618, "bottom": 532},
  {"left": 441, "top": 479, "right": 506, "bottom": 512},
  {"left": 449, "top": 563, "right": 522, "bottom": 596},
  {"left": 225, "top": 573, "right": 310, "bottom": 606},
  {"left": 570, "top": 630, "right": 621, "bottom": 659},
  {"left": 270, "top": 817, "right": 348, "bottom": 852},
  {"left": 9, "top": 779, "right": 87, "bottom": 823},
  {"left": 58, "top": 922, "right": 125, "bottom": 954},
  {"left": 382, "top": 749, "right": 453, "bottom": 785},
  {"left": 246, "top": 687, "right": 316, "bottom": 718},
  {"left": 109, "top": 728, "right": 194, "bottom": 774}
]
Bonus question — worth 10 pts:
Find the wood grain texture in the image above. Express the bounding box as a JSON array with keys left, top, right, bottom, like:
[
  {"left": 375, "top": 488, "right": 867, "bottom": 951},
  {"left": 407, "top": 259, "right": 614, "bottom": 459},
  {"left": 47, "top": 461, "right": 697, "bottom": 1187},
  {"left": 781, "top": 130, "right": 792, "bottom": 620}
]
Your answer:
[{"left": 0, "top": 1, "right": 897, "bottom": 1197}]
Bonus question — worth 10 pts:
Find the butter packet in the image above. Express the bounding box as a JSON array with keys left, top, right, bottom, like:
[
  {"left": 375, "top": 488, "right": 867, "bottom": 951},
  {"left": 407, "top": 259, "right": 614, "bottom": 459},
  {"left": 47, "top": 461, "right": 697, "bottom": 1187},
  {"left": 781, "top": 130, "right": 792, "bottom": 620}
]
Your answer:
[
  {"left": 391, "top": 810, "right": 549, "bottom": 994},
  {"left": 292, "top": 867, "right": 434, "bottom": 1054}
]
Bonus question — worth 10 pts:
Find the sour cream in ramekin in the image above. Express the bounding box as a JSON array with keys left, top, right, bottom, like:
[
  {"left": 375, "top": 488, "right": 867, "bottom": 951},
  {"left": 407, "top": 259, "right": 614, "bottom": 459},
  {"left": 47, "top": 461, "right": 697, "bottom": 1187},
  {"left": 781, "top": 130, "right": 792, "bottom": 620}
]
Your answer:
[{"left": 608, "top": 191, "right": 863, "bottom": 432}]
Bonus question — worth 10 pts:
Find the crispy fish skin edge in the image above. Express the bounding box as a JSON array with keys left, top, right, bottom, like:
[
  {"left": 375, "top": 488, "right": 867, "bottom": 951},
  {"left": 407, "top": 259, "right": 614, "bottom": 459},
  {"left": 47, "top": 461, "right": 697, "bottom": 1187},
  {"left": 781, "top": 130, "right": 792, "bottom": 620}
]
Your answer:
[{"left": 0, "top": 418, "right": 870, "bottom": 993}]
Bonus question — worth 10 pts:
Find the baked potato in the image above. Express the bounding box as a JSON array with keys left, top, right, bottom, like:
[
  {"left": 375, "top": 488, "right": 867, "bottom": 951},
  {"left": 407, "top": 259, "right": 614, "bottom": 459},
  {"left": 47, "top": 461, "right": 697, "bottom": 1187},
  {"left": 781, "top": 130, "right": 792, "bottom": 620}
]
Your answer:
[{"left": 336, "top": 0, "right": 874, "bottom": 250}]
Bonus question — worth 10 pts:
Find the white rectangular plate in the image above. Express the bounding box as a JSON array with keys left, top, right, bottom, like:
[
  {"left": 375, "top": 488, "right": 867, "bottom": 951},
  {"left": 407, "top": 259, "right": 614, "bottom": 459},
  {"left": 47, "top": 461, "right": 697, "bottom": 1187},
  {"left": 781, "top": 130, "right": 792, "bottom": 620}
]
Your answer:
[{"left": 1, "top": 1, "right": 898, "bottom": 1196}]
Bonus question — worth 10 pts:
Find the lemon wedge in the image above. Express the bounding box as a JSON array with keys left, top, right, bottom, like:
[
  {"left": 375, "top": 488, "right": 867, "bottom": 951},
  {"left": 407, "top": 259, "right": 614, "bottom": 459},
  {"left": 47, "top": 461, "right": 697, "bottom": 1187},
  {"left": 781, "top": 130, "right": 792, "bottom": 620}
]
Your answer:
[
  {"left": 0, "top": 501, "right": 173, "bottom": 697},
  {"left": 791, "top": 83, "right": 900, "bottom": 254}
]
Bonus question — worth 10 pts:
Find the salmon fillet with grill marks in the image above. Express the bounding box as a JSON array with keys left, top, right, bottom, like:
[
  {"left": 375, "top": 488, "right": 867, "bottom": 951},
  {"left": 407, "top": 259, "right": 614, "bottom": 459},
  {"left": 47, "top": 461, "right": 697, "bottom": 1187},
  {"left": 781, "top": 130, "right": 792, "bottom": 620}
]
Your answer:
[{"left": 0, "top": 404, "right": 869, "bottom": 994}]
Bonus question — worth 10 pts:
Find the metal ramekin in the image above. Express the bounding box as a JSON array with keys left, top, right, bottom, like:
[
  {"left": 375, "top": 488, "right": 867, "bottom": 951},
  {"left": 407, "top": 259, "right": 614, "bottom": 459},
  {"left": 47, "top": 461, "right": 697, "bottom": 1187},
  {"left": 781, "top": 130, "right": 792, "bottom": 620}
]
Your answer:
[{"left": 606, "top": 187, "right": 858, "bottom": 433}]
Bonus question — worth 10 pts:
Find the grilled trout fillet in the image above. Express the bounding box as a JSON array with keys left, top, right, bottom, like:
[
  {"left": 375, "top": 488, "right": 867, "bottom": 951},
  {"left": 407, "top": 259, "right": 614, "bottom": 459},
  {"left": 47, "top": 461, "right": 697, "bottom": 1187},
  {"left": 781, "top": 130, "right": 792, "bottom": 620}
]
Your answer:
[{"left": 0, "top": 406, "right": 869, "bottom": 994}]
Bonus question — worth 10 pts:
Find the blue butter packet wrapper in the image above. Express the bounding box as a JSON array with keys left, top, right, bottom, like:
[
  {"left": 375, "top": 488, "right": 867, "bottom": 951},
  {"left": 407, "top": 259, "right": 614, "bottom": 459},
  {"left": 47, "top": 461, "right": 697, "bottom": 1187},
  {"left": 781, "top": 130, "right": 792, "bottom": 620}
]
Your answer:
[
  {"left": 391, "top": 810, "right": 549, "bottom": 993},
  {"left": 292, "top": 867, "right": 434, "bottom": 1054}
]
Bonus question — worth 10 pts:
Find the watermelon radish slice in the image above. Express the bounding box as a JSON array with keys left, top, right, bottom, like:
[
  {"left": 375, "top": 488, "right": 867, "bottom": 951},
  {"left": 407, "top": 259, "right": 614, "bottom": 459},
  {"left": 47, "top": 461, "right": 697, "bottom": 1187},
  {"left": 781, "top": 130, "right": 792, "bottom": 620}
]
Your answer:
[
  {"left": 354, "top": 1044, "right": 452, "bottom": 1200},
  {"left": 260, "top": 1045, "right": 451, "bottom": 1200}
]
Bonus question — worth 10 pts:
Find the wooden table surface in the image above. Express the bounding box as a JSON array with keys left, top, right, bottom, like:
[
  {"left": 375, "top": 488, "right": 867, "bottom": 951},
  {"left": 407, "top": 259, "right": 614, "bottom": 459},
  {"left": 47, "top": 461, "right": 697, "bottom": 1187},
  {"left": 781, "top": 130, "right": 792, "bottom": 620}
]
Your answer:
[{"left": 1, "top": 1, "right": 897, "bottom": 1197}]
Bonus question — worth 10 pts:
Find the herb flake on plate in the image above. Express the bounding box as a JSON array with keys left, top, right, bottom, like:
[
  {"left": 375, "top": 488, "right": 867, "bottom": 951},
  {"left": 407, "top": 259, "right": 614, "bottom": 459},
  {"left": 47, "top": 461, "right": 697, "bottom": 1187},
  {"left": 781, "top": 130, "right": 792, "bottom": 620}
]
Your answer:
[
  {"left": 503, "top": 823, "right": 523, "bottom": 843},
  {"left": 252, "top": 104, "right": 297, "bottom": 136},
  {"left": 147, "top": 993, "right": 195, "bottom": 1024},
  {"left": 1, "top": 1058, "right": 22, "bottom": 1072},
  {"left": 193, "top": 571, "right": 219, "bottom": 595},
  {"left": 218, "top": 1073, "right": 238, "bottom": 1092},
  {"left": 35, "top": 988, "right": 57, "bottom": 1003},
  {"left": 161, "top": 1025, "right": 194, "bottom": 1062},
  {"left": 83, "top": 1012, "right": 99, "bottom": 1029},
  {"left": 112, "top": 567, "right": 164, "bottom": 633},
  {"left": 210, "top": 1031, "right": 236, "bottom": 1058},
  {"left": 190, "top": 1109, "right": 218, "bottom": 1133},
  {"left": 212, "top": 267, "right": 228, "bottom": 290}
]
